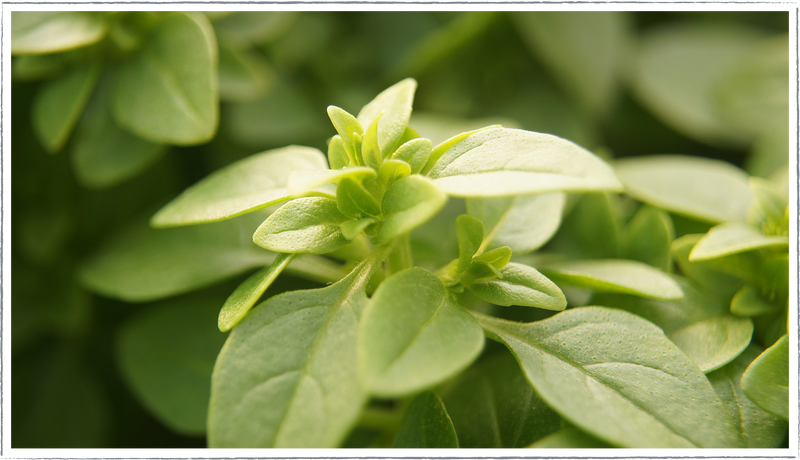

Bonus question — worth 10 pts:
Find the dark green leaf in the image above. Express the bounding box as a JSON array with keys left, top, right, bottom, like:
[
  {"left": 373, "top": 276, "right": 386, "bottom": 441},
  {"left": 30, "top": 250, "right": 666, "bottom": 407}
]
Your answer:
[
  {"left": 547, "top": 192, "right": 620, "bottom": 259},
  {"left": 375, "top": 175, "right": 447, "bottom": 244},
  {"left": 217, "top": 42, "right": 275, "bottom": 103},
  {"left": 12, "top": 11, "right": 108, "bottom": 54},
  {"left": 392, "top": 392, "right": 458, "bottom": 448},
  {"left": 212, "top": 11, "right": 297, "bottom": 47},
  {"left": 253, "top": 197, "right": 350, "bottom": 254},
  {"left": 469, "top": 262, "right": 566, "bottom": 310},
  {"left": 741, "top": 334, "right": 788, "bottom": 420},
  {"left": 621, "top": 205, "right": 674, "bottom": 271}
]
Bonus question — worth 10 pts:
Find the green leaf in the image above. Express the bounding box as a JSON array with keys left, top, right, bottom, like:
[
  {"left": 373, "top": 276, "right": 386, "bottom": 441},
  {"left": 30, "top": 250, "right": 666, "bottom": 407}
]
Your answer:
[
  {"left": 668, "top": 316, "right": 754, "bottom": 374},
  {"left": 422, "top": 125, "right": 499, "bottom": 175},
  {"left": 117, "top": 297, "right": 228, "bottom": 436},
  {"left": 467, "top": 192, "right": 565, "bottom": 254},
  {"left": 340, "top": 218, "right": 377, "bottom": 241},
  {"left": 217, "top": 42, "right": 275, "bottom": 103},
  {"left": 741, "top": 334, "right": 789, "bottom": 420},
  {"left": 375, "top": 175, "right": 447, "bottom": 244},
  {"left": 361, "top": 112, "right": 383, "bottom": 170},
  {"left": 456, "top": 214, "right": 484, "bottom": 273},
  {"left": 671, "top": 234, "right": 743, "bottom": 298},
  {"left": 357, "top": 78, "right": 417, "bottom": 156},
  {"left": 151, "top": 146, "right": 328, "bottom": 227},
  {"left": 528, "top": 424, "right": 612, "bottom": 448},
  {"left": 475, "top": 307, "right": 739, "bottom": 448},
  {"left": 469, "top": 262, "right": 566, "bottom": 310},
  {"left": 358, "top": 267, "right": 484, "bottom": 396},
  {"left": 378, "top": 159, "right": 411, "bottom": 188},
  {"left": 286, "top": 166, "right": 376, "bottom": 196},
  {"left": 547, "top": 192, "right": 620, "bottom": 259},
  {"left": 428, "top": 127, "right": 622, "bottom": 197},
  {"left": 748, "top": 176, "right": 788, "bottom": 235},
  {"left": 12, "top": 53, "right": 67, "bottom": 81},
  {"left": 615, "top": 154, "right": 753, "bottom": 223},
  {"left": 12, "top": 11, "right": 108, "bottom": 54},
  {"left": 211, "top": 11, "right": 297, "bottom": 47},
  {"left": 253, "top": 197, "right": 350, "bottom": 254},
  {"left": 327, "top": 106, "right": 364, "bottom": 163},
  {"left": 443, "top": 351, "right": 560, "bottom": 448},
  {"left": 621, "top": 205, "right": 674, "bottom": 271},
  {"left": 218, "top": 253, "right": 296, "bottom": 332},
  {"left": 208, "top": 246, "right": 391, "bottom": 447},
  {"left": 391, "top": 138, "right": 432, "bottom": 175},
  {"left": 731, "top": 284, "right": 779, "bottom": 317},
  {"left": 326, "top": 135, "right": 349, "bottom": 170},
  {"left": 542, "top": 259, "right": 683, "bottom": 300},
  {"left": 391, "top": 392, "right": 458, "bottom": 448},
  {"left": 759, "top": 254, "right": 789, "bottom": 306},
  {"left": 689, "top": 223, "right": 788, "bottom": 261},
  {"left": 33, "top": 63, "right": 101, "bottom": 153},
  {"left": 336, "top": 178, "right": 381, "bottom": 219},
  {"left": 111, "top": 12, "right": 218, "bottom": 145}
]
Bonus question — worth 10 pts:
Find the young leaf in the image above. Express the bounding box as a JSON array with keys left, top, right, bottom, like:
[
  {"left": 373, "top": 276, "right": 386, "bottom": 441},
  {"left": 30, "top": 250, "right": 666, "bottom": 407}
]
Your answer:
[
  {"left": 12, "top": 11, "right": 108, "bottom": 54},
  {"left": 671, "top": 234, "right": 743, "bottom": 299},
  {"left": 469, "top": 262, "right": 566, "bottom": 310},
  {"left": 117, "top": 297, "right": 229, "bottom": 436},
  {"left": 327, "top": 135, "right": 349, "bottom": 170},
  {"left": 475, "top": 307, "right": 739, "bottom": 448},
  {"left": 615, "top": 155, "right": 753, "bottom": 223},
  {"left": 218, "top": 253, "right": 296, "bottom": 332},
  {"left": 731, "top": 284, "right": 779, "bottom": 317},
  {"left": 357, "top": 78, "right": 417, "bottom": 156},
  {"left": 391, "top": 138, "right": 432, "bottom": 174},
  {"left": 426, "top": 127, "right": 622, "bottom": 197},
  {"left": 361, "top": 112, "right": 383, "bottom": 170},
  {"left": 336, "top": 178, "right": 381, "bottom": 219},
  {"left": 378, "top": 159, "right": 411, "bottom": 188},
  {"left": 286, "top": 166, "right": 376, "bottom": 196},
  {"left": 327, "top": 106, "right": 364, "bottom": 162},
  {"left": 33, "top": 63, "right": 101, "bottom": 153},
  {"left": 467, "top": 193, "right": 565, "bottom": 255},
  {"left": 621, "top": 205, "right": 674, "bottom": 271},
  {"left": 528, "top": 423, "right": 612, "bottom": 448},
  {"left": 359, "top": 267, "right": 484, "bottom": 397},
  {"left": 391, "top": 392, "right": 458, "bottom": 448},
  {"left": 208, "top": 245, "right": 393, "bottom": 447},
  {"left": 541, "top": 259, "right": 683, "bottom": 300},
  {"left": 456, "top": 214, "right": 484, "bottom": 273},
  {"left": 253, "top": 197, "right": 350, "bottom": 254},
  {"left": 111, "top": 12, "right": 218, "bottom": 145},
  {"left": 340, "top": 218, "right": 377, "bottom": 241},
  {"left": 443, "top": 351, "right": 560, "bottom": 448},
  {"left": 689, "top": 222, "right": 788, "bottom": 261},
  {"left": 422, "top": 125, "right": 499, "bottom": 175},
  {"left": 741, "top": 334, "right": 789, "bottom": 420},
  {"left": 708, "top": 345, "right": 788, "bottom": 447},
  {"left": 375, "top": 175, "right": 447, "bottom": 244},
  {"left": 151, "top": 146, "right": 328, "bottom": 227}
]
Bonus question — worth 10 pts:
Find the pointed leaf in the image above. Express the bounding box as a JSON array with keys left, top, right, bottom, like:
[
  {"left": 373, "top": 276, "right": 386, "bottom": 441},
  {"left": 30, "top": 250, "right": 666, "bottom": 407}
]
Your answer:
[
  {"left": 359, "top": 267, "right": 484, "bottom": 397},
  {"left": 336, "top": 178, "right": 381, "bottom": 219},
  {"left": 327, "top": 135, "right": 349, "bottom": 170},
  {"left": 689, "top": 222, "right": 788, "bottom": 261},
  {"left": 111, "top": 12, "right": 218, "bottom": 145},
  {"left": 12, "top": 11, "right": 108, "bottom": 54},
  {"left": 327, "top": 106, "right": 364, "bottom": 163},
  {"left": 469, "top": 262, "right": 566, "bottom": 310},
  {"left": 621, "top": 205, "right": 674, "bottom": 271},
  {"left": 375, "top": 175, "right": 447, "bottom": 244},
  {"left": 475, "top": 307, "right": 739, "bottom": 448},
  {"left": 253, "top": 197, "right": 350, "bottom": 254},
  {"left": 286, "top": 166, "right": 376, "bottom": 196},
  {"left": 218, "top": 253, "right": 296, "bottom": 332},
  {"left": 741, "top": 334, "right": 789, "bottom": 420},
  {"left": 152, "top": 146, "right": 328, "bottom": 227},
  {"left": 361, "top": 111, "right": 383, "bottom": 170},
  {"left": 541, "top": 259, "right": 683, "bottom": 300},
  {"left": 357, "top": 78, "right": 417, "bottom": 156},
  {"left": 392, "top": 392, "right": 458, "bottom": 448},
  {"left": 427, "top": 127, "right": 622, "bottom": 197},
  {"left": 391, "top": 138, "right": 432, "bottom": 174},
  {"left": 456, "top": 214, "right": 484, "bottom": 273}
]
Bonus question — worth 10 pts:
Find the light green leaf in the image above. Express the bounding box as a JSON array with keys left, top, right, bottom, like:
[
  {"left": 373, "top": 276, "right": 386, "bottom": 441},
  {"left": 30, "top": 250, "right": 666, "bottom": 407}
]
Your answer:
[
  {"left": 217, "top": 42, "right": 275, "bottom": 103},
  {"left": 361, "top": 112, "right": 383, "bottom": 170},
  {"left": 117, "top": 297, "right": 228, "bottom": 436},
  {"left": 327, "top": 106, "right": 364, "bottom": 163},
  {"left": 357, "top": 78, "right": 417, "bottom": 156},
  {"left": 359, "top": 267, "right": 484, "bottom": 397},
  {"left": 528, "top": 424, "right": 612, "bottom": 448},
  {"left": 340, "top": 218, "right": 377, "bottom": 241},
  {"left": 668, "top": 316, "right": 754, "bottom": 374},
  {"left": 286, "top": 166, "right": 376, "bottom": 196},
  {"left": 469, "top": 262, "right": 566, "bottom": 310},
  {"left": 615, "top": 154, "right": 753, "bottom": 223},
  {"left": 33, "top": 63, "right": 101, "bottom": 153},
  {"left": 391, "top": 138, "right": 432, "bottom": 174},
  {"left": 443, "top": 351, "right": 560, "bottom": 448},
  {"left": 391, "top": 392, "right": 458, "bottom": 448},
  {"left": 218, "top": 253, "right": 296, "bottom": 332},
  {"left": 428, "top": 127, "right": 622, "bottom": 197},
  {"left": 472, "top": 246, "right": 512, "bottom": 271},
  {"left": 542, "top": 259, "right": 683, "bottom": 300},
  {"left": 467, "top": 192, "right": 565, "bottom": 254},
  {"left": 621, "top": 205, "right": 674, "bottom": 271},
  {"left": 671, "top": 234, "right": 743, "bottom": 298},
  {"left": 422, "top": 125, "right": 499, "bottom": 175},
  {"left": 253, "top": 197, "right": 350, "bottom": 254},
  {"left": 208, "top": 246, "right": 391, "bottom": 447},
  {"left": 741, "top": 334, "right": 789, "bottom": 420},
  {"left": 689, "top": 223, "right": 788, "bottom": 261},
  {"left": 327, "top": 135, "right": 349, "bottom": 170},
  {"left": 378, "top": 159, "right": 411, "bottom": 188},
  {"left": 731, "top": 284, "right": 779, "bottom": 317},
  {"left": 111, "top": 12, "right": 218, "bottom": 145},
  {"left": 375, "top": 175, "right": 447, "bottom": 244},
  {"left": 152, "top": 146, "right": 328, "bottom": 227},
  {"left": 748, "top": 176, "right": 788, "bottom": 234},
  {"left": 12, "top": 11, "right": 108, "bottom": 55},
  {"left": 336, "top": 178, "right": 381, "bottom": 219},
  {"left": 475, "top": 307, "right": 739, "bottom": 448},
  {"left": 708, "top": 345, "right": 789, "bottom": 447},
  {"left": 456, "top": 214, "right": 484, "bottom": 273}
]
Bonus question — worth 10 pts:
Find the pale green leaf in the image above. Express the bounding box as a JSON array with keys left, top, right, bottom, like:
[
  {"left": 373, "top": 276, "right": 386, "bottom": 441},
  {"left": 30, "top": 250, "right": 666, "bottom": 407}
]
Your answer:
[
  {"left": 117, "top": 297, "right": 228, "bottom": 436},
  {"left": 378, "top": 159, "right": 411, "bottom": 188},
  {"left": 621, "top": 205, "right": 674, "bottom": 271},
  {"left": 327, "top": 106, "right": 364, "bottom": 162},
  {"left": 391, "top": 138, "right": 432, "bottom": 174},
  {"left": 253, "top": 197, "right": 350, "bottom": 254},
  {"left": 327, "top": 135, "right": 349, "bottom": 170},
  {"left": 375, "top": 175, "right": 447, "bottom": 244},
  {"left": 668, "top": 316, "right": 754, "bottom": 374},
  {"left": 217, "top": 42, "right": 275, "bottom": 103},
  {"left": 359, "top": 267, "right": 484, "bottom": 396},
  {"left": 361, "top": 112, "right": 383, "bottom": 170},
  {"left": 33, "top": 63, "right": 101, "bottom": 153},
  {"left": 357, "top": 78, "right": 417, "bottom": 156},
  {"left": 456, "top": 214, "right": 483, "bottom": 273},
  {"left": 392, "top": 392, "right": 458, "bottom": 448},
  {"left": 208, "top": 246, "right": 391, "bottom": 447},
  {"left": 741, "top": 334, "right": 789, "bottom": 420},
  {"left": 340, "top": 218, "right": 377, "bottom": 241},
  {"left": 731, "top": 284, "right": 779, "bottom": 317},
  {"left": 12, "top": 11, "right": 108, "bottom": 55},
  {"left": 469, "top": 262, "right": 566, "bottom": 310},
  {"left": 428, "top": 127, "right": 622, "bottom": 197},
  {"left": 218, "top": 253, "right": 296, "bottom": 332},
  {"left": 152, "top": 146, "right": 328, "bottom": 227},
  {"left": 528, "top": 424, "right": 612, "bottom": 448},
  {"left": 336, "top": 178, "right": 381, "bottom": 219},
  {"left": 475, "top": 307, "right": 739, "bottom": 448},
  {"left": 689, "top": 223, "right": 788, "bottom": 261},
  {"left": 286, "top": 166, "right": 376, "bottom": 196},
  {"left": 111, "top": 12, "right": 218, "bottom": 145},
  {"left": 542, "top": 259, "right": 683, "bottom": 300},
  {"left": 615, "top": 154, "right": 754, "bottom": 223},
  {"left": 422, "top": 125, "right": 500, "bottom": 174}
]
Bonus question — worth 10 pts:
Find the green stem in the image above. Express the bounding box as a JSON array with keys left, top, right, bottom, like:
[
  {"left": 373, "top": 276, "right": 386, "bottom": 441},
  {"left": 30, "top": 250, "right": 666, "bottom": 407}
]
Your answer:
[{"left": 386, "top": 234, "right": 413, "bottom": 276}]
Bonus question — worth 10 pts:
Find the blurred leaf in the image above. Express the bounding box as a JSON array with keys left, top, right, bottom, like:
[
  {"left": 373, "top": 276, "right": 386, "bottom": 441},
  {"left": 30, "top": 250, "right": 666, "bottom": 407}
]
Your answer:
[
  {"left": 218, "top": 42, "right": 275, "bottom": 102},
  {"left": 287, "top": 167, "right": 374, "bottom": 197},
  {"left": 12, "top": 11, "right": 108, "bottom": 55},
  {"left": 409, "top": 198, "right": 464, "bottom": 271},
  {"left": 547, "top": 192, "right": 620, "bottom": 259},
  {"left": 741, "top": 334, "right": 788, "bottom": 420},
  {"left": 689, "top": 222, "right": 787, "bottom": 261},
  {"left": 112, "top": 12, "right": 218, "bottom": 145},
  {"left": 621, "top": 205, "right": 674, "bottom": 271},
  {"left": 731, "top": 284, "right": 779, "bottom": 317},
  {"left": 410, "top": 112, "right": 519, "bottom": 146},
  {"left": 746, "top": 129, "right": 789, "bottom": 179},
  {"left": 392, "top": 392, "right": 458, "bottom": 448},
  {"left": 542, "top": 259, "right": 683, "bottom": 300},
  {"left": 671, "top": 234, "right": 743, "bottom": 299},
  {"left": 253, "top": 197, "right": 350, "bottom": 254},
  {"left": 212, "top": 11, "right": 297, "bottom": 47},
  {"left": 12, "top": 53, "right": 66, "bottom": 81},
  {"left": 356, "top": 78, "right": 417, "bottom": 156},
  {"left": 528, "top": 423, "right": 612, "bottom": 448},
  {"left": 376, "top": 176, "right": 448, "bottom": 244},
  {"left": 117, "top": 296, "right": 229, "bottom": 436}
]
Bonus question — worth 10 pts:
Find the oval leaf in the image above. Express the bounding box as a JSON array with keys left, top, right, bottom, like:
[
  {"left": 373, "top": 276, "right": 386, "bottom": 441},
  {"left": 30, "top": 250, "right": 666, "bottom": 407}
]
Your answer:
[
  {"left": 358, "top": 267, "right": 484, "bottom": 397},
  {"left": 392, "top": 392, "right": 458, "bottom": 448},
  {"left": 12, "top": 11, "right": 108, "bottom": 55},
  {"left": 667, "top": 316, "right": 754, "bottom": 373},
  {"left": 253, "top": 197, "right": 350, "bottom": 254},
  {"left": 357, "top": 78, "right": 417, "bottom": 156},
  {"left": 427, "top": 127, "right": 622, "bottom": 197},
  {"left": 152, "top": 146, "right": 328, "bottom": 227},
  {"left": 689, "top": 222, "right": 788, "bottom": 261},
  {"left": 475, "top": 307, "right": 738, "bottom": 448},
  {"left": 541, "top": 259, "right": 683, "bottom": 300},
  {"left": 469, "top": 262, "right": 566, "bottom": 310},
  {"left": 391, "top": 138, "right": 432, "bottom": 174},
  {"left": 375, "top": 175, "right": 447, "bottom": 244},
  {"left": 336, "top": 178, "right": 381, "bottom": 219},
  {"left": 741, "top": 334, "right": 789, "bottom": 420}
]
